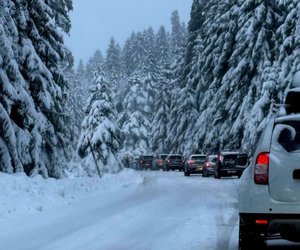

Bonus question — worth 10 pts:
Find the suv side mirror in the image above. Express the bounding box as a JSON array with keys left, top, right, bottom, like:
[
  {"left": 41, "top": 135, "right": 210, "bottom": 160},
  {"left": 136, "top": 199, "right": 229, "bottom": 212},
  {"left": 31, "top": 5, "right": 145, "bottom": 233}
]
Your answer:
[{"left": 235, "top": 154, "right": 249, "bottom": 167}]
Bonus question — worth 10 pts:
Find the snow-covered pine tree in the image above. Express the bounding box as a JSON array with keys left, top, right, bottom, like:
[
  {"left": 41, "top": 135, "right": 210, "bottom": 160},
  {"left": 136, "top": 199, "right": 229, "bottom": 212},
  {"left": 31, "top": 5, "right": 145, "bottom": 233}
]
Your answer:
[
  {"left": 105, "top": 37, "right": 121, "bottom": 91},
  {"left": 121, "top": 32, "right": 137, "bottom": 77},
  {"left": 85, "top": 50, "right": 104, "bottom": 84},
  {"left": 118, "top": 73, "right": 151, "bottom": 157},
  {"left": 170, "top": 10, "right": 187, "bottom": 56},
  {"left": 189, "top": 0, "right": 240, "bottom": 152},
  {"left": 0, "top": 0, "right": 26, "bottom": 174},
  {"left": 276, "top": 0, "right": 300, "bottom": 99},
  {"left": 185, "top": 0, "right": 283, "bottom": 152},
  {"left": 155, "top": 26, "right": 170, "bottom": 68},
  {"left": 0, "top": 0, "right": 72, "bottom": 177},
  {"left": 65, "top": 61, "right": 91, "bottom": 149},
  {"left": 150, "top": 65, "right": 172, "bottom": 153},
  {"left": 219, "top": 0, "right": 282, "bottom": 151},
  {"left": 78, "top": 69, "right": 122, "bottom": 174}
]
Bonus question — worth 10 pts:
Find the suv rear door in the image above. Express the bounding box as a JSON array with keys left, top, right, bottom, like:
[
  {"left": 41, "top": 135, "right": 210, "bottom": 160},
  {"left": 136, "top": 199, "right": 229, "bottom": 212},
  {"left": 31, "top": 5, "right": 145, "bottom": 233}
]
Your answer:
[{"left": 269, "top": 117, "right": 300, "bottom": 202}]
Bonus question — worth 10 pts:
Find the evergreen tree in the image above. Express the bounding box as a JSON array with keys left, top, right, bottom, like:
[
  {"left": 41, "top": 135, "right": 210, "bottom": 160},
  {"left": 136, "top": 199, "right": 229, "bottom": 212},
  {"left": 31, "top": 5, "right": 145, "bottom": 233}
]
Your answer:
[
  {"left": 105, "top": 37, "right": 121, "bottom": 88},
  {"left": 78, "top": 70, "right": 122, "bottom": 174},
  {"left": 155, "top": 26, "right": 170, "bottom": 67},
  {"left": 118, "top": 74, "right": 151, "bottom": 156},
  {"left": 150, "top": 65, "right": 172, "bottom": 153},
  {"left": 85, "top": 50, "right": 104, "bottom": 84},
  {"left": 0, "top": 0, "right": 72, "bottom": 177}
]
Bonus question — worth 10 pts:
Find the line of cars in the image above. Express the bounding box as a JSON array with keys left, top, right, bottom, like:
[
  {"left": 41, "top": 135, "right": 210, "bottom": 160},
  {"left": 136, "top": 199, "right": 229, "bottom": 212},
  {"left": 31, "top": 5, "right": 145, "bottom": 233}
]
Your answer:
[
  {"left": 134, "top": 151, "right": 249, "bottom": 179},
  {"left": 135, "top": 154, "right": 185, "bottom": 171}
]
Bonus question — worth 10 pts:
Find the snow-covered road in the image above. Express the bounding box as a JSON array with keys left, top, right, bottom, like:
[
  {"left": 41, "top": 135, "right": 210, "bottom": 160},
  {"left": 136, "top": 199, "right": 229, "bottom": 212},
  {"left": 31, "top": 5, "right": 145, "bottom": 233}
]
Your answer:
[{"left": 0, "top": 171, "right": 298, "bottom": 250}]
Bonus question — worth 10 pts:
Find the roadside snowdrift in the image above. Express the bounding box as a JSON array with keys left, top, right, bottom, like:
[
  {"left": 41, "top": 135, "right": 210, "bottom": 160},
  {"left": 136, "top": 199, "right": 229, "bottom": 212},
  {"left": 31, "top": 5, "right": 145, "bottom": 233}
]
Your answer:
[{"left": 0, "top": 169, "right": 144, "bottom": 219}]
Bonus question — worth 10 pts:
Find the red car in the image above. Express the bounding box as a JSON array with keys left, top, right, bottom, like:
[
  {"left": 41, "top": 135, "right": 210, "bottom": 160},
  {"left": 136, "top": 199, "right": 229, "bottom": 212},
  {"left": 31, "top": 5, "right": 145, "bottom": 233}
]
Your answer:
[
  {"left": 202, "top": 155, "right": 217, "bottom": 177},
  {"left": 155, "top": 154, "right": 168, "bottom": 170}
]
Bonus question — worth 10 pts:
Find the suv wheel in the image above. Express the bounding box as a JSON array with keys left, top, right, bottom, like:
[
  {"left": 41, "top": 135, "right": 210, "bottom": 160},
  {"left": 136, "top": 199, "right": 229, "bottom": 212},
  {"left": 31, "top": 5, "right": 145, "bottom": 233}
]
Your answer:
[
  {"left": 239, "top": 219, "right": 266, "bottom": 250},
  {"left": 184, "top": 170, "right": 190, "bottom": 176}
]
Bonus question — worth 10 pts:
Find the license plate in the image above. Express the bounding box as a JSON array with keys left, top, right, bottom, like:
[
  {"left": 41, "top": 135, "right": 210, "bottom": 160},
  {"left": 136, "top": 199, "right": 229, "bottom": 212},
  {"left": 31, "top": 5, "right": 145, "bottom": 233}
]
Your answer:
[{"left": 228, "top": 170, "right": 236, "bottom": 174}]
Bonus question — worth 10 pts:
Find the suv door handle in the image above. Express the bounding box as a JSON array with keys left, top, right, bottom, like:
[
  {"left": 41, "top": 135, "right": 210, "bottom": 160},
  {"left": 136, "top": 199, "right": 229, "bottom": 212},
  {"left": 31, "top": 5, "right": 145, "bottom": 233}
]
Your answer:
[{"left": 293, "top": 169, "right": 300, "bottom": 179}]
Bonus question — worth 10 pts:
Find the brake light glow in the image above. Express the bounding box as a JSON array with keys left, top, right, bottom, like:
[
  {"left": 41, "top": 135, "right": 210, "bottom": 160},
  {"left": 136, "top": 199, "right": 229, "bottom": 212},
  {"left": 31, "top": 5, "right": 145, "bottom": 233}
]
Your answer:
[
  {"left": 188, "top": 160, "right": 195, "bottom": 164},
  {"left": 254, "top": 152, "right": 269, "bottom": 185},
  {"left": 255, "top": 220, "right": 268, "bottom": 225},
  {"left": 218, "top": 155, "right": 223, "bottom": 161},
  {"left": 257, "top": 153, "right": 269, "bottom": 165}
]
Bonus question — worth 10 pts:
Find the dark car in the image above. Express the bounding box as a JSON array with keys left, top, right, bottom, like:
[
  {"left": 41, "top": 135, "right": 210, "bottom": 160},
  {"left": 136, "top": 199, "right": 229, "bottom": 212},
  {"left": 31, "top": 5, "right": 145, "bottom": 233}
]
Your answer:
[
  {"left": 235, "top": 153, "right": 249, "bottom": 177},
  {"left": 155, "top": 154, "right": 168, "bottom": 170},
  {"left": 184, "top": 154, "right": 206, "bottom": 176},
  {"left": 214, "top": 151, "right": 240, "bottom": 179},
  {"left": 137, "top": 155, "right": 155, "bottom": 170},
  {"left": 165, "top": 154, "right": 184, "bottom": 171},
  {"left": 202, "top": 155, "right": 217, "bottom": 177}
]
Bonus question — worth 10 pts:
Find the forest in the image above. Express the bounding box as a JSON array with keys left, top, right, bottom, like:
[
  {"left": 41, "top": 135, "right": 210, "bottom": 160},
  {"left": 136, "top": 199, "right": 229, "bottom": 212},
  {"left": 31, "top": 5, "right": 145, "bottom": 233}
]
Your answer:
[{"left": 1, "top": 0, "right": 300, "bottom": 178}]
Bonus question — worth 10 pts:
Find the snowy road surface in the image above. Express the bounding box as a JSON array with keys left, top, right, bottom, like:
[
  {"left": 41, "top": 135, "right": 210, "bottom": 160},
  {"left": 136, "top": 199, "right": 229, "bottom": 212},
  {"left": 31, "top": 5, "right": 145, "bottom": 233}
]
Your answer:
[{"left": 0, "top": 171, "right": 299, "bottom": 250}]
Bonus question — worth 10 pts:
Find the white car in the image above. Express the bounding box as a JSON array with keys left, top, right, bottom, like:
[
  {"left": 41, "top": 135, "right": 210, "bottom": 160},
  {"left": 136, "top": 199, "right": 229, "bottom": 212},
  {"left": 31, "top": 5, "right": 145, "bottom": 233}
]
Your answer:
[{"left": 238, "top": 83, "right": 300, "bottom": 249}]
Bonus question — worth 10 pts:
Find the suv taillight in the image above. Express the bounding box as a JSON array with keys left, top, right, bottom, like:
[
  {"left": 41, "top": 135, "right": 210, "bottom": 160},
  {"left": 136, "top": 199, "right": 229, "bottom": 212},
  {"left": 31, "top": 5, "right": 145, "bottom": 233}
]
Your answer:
[
  {"left": 218, "top": 155, "right": 223, "bottom": 161},
  {"left": 254, "top": 152, "right": 269, "bottom": 185}
]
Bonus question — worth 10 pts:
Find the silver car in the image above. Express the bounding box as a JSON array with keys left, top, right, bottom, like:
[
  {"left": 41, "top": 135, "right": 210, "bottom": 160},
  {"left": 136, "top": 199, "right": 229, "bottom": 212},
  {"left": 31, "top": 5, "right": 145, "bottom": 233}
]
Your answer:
[{"left": 238, "top": 114, "right": 300, "bottom": 249}]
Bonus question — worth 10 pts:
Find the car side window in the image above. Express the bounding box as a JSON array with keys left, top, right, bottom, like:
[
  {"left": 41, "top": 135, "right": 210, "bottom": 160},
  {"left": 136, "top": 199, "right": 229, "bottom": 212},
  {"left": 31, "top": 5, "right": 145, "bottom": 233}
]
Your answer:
[{"left": 275, "top": 122, "right": 300, "bottom": 153}]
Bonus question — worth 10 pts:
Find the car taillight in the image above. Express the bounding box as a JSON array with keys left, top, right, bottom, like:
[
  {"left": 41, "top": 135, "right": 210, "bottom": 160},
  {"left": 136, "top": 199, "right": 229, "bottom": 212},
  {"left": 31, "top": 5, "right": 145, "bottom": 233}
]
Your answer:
[
  {"left": 188, "top": 160, "right": 195, "bottom": 164},
  {"left": 218, "top": 155, "right": 223, "bottom": 161},
  {"left": 255, "top": 220, "right": 268, "bottom": 225},
  {"left": 157, "top": 159, "right": 163, "bottom": 164},
  {"left": 254, "top": 152, "right": 269, "bottom": 185},
  {"left": 166, "top": 160, "right": 170, "bottom": 163}
]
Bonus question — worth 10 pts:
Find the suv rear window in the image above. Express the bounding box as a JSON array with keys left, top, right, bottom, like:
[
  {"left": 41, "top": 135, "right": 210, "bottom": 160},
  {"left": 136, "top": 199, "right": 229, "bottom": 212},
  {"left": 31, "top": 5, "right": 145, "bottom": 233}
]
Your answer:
[
  {"left": 222, "top": 155, "right": 238, "bottom": 167},
  {"left": 191, "top": 156, "right": 206, "bottom": 163},
  {"left": 169, "top": 155, "right": 182, "bottom": 160},
  {"left": 276, "top": 121, "right": 300, "bottom": 153},
  {"left": 159, "top": 155, "right": 168, "bottom": 160},
  {"left": 142, "top": 156, "right": 154, "bottom": 160}
]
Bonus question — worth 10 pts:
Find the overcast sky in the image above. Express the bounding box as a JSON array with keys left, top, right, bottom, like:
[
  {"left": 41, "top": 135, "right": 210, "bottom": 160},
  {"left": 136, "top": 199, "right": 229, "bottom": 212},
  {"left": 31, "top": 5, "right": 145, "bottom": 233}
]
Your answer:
[{"left": 64, "top": 0, "right": 193, "bottom": 65}]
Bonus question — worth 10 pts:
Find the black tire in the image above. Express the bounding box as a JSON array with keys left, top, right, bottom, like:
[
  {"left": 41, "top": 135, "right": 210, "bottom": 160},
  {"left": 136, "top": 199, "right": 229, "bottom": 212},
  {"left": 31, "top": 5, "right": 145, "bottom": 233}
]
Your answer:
[
  {"left": 239, "top": 218, "right": 266, "bottom": 250},
  {"left": 184, "top": 171, "right": 190, "bottom": 176}
]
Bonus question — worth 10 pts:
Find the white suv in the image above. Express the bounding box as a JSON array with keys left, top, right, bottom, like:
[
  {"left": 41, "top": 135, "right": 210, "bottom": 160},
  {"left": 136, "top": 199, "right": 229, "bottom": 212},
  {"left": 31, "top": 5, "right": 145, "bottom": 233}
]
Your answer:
[{"left": 238, "top": 81, "right": 300, "bottom": 249}]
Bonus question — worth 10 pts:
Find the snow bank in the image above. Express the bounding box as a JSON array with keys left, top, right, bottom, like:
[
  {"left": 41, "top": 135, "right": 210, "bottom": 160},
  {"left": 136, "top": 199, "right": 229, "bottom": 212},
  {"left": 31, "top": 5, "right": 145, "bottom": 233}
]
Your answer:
[{"left": 0, "top": 169, "right": 144, "bottom": 219}]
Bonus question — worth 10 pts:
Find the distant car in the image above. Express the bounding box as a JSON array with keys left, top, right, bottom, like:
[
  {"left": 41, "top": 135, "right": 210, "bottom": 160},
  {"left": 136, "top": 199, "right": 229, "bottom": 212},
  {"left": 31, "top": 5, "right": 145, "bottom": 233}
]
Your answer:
[
  {"left": 155, "top": 154, "right": 168, "bottom": 170},
  {"left": 202, "top": 155, "right": 217, "bottom": 177},
  {"left": 184, "top": 154, "right": 206, "bottom": 176},
  {"left": 165, "top": 154, "right": 184, "bottom": 171},
  {"left": 214, "top": 151, "right": 240, "bottom": 179},
  {"left": 137, "top": 155, "right": 155, "bottom": 170}
]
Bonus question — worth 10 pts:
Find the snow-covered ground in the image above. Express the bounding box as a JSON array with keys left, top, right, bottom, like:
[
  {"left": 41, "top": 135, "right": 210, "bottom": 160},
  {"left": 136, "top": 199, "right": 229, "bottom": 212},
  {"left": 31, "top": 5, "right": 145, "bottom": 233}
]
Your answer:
[{"left": 0, "top": 170, "right": 299, "bottom": 250}]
